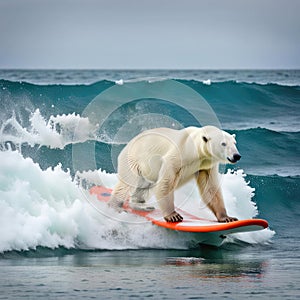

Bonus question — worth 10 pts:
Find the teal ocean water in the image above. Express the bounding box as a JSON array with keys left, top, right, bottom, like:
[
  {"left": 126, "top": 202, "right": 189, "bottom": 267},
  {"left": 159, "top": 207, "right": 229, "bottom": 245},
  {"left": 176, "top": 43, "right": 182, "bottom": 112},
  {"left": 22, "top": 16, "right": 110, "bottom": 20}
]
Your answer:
[{"left": 0, "top": 70, "right": 299, "bottom": 299}]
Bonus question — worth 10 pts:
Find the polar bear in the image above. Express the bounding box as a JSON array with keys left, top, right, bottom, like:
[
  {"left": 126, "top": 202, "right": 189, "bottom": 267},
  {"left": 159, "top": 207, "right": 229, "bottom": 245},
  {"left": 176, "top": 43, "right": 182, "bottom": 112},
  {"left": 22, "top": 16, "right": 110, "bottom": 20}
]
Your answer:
[{"left": 109, "top": 126, "right": 241, "bottom": 223}]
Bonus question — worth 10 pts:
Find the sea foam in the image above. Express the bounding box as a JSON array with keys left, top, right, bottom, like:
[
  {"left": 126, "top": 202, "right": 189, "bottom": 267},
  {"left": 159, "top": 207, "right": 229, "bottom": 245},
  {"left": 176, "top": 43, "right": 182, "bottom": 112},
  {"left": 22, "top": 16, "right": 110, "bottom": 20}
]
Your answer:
[
  {"left": 0, "top": 109, "right": 98, "bottom": 149},
  {"left": 0, "top": 150, "right": 274, "bottom": 253}
]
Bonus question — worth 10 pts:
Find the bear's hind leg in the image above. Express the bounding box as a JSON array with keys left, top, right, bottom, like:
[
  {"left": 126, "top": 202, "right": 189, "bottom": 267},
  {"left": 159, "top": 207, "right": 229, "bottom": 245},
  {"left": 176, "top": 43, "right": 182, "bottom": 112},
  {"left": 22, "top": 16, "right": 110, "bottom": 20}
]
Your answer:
[
  {"left": 108, "top": 181, "right": 131, "bottom": 212},
  {"left": 129, "top": 182, "right": 155, "bottom": 211}
]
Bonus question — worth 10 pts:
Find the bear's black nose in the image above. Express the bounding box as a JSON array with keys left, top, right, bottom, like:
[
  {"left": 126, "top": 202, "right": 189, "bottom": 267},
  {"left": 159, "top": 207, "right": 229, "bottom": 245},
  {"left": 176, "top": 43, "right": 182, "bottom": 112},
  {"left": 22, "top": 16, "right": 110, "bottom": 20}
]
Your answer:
[{"left": 233, "top": 154, "right": 241, "bottom": 162}]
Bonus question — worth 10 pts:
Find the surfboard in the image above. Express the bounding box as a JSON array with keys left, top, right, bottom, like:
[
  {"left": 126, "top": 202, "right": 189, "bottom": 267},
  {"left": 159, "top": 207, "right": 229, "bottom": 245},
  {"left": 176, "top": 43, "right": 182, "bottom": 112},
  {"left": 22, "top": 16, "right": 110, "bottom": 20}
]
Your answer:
[{"left": 90, "top": 186, "right": 269, "bottom": 246}]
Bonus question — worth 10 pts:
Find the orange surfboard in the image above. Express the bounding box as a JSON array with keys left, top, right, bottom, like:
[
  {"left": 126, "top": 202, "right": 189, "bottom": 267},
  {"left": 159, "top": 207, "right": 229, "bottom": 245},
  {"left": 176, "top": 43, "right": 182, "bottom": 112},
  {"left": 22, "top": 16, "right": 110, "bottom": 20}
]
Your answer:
[{"left": 90, "top": 186, "right": 269, "bottom": 246}]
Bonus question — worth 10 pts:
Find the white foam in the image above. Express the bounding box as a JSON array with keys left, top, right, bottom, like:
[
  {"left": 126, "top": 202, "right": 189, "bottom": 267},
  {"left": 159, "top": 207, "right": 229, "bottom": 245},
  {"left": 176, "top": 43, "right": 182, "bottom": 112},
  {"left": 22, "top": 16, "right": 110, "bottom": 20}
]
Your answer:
[
  {"left": 0, "top": 109, "right": 98, "bottom": 149},
  {"left": 115, "top": 79, "right": 124, "bottom": 85},
  {"left": 0, "top": 151, "right": 190, "bottom": 252},
  {"left": 0, "top": 150, "right": 274, "bottom": 252},
  {"left": 203, "top": 79, "right": 211, "bottom": 85},
  {"left": 114, "top": 77, "right": 169, "bottom": 85}
]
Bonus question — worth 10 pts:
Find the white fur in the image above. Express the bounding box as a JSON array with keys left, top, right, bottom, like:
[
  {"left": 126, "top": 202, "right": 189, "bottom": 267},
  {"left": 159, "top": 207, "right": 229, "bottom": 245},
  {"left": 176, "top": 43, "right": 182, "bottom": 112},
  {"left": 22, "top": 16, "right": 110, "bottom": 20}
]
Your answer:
[{"left": 109, "top": 126, "right": 240, "bottom": 221}]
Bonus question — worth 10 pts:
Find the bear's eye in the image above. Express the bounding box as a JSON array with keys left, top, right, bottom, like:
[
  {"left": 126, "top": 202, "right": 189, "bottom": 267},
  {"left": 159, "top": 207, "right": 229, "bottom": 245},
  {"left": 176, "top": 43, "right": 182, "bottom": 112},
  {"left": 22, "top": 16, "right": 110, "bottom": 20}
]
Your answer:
[{"left": 221, "top": 142, "right": 226, "bottom": 146}]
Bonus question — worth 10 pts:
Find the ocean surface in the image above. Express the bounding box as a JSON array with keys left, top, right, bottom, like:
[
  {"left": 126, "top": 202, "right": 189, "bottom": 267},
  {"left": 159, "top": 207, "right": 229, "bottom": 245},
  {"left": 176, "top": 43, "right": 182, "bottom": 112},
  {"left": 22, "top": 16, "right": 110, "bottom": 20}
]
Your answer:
[{"left": 0, "top": 69, "right": 299, "bottom": 299}]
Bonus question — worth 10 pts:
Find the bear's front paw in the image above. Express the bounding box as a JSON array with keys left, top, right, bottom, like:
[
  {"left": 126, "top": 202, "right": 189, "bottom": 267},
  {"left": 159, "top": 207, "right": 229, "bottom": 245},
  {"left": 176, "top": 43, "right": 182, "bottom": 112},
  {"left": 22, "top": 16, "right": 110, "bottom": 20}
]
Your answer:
[
  {"left": 217, "top": 215, "right": 238, "bottom": 223},
  {"left": 164, "top": 211, "right": 183, "bottom": 223}
]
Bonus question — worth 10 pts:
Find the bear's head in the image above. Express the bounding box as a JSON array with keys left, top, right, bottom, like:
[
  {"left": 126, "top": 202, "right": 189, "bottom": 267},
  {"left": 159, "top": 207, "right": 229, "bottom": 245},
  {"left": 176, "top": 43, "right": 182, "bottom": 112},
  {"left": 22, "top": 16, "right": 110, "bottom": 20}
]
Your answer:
[{"left": 201, "top": 126, "right": 241, "bottom": 164}]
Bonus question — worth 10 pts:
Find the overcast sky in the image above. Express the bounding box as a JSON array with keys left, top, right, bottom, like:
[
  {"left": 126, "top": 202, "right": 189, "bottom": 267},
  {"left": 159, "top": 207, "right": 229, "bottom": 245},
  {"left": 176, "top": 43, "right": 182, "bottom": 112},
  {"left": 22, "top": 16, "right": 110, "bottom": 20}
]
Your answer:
[{"left": 0, "top": 0, "right": 299, "bottom": 69}]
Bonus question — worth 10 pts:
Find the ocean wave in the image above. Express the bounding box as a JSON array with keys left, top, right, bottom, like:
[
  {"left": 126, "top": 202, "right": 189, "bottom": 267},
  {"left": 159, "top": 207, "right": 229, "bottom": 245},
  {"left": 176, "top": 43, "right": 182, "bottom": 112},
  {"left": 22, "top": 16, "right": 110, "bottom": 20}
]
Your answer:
[
  {"left": 0, "top": 78, "right": 299, "bottom": 178},
  {"left": 2, "top": 76, "right": 300, "bottom": 102},
  {"left": 1, "top": 69, "right": 300, "bottom": 86},
  {"left": 0, "top": 70, "right": 298, "bottom": 256},
  {"left": 0, "top": 105, "right": 298, "bottom": 177},
  {"left": 2, "top": 77, "right": 300, "bottom": 88},
  {"left": 246, "top": 173, "right": 300, "bottom": 236},
  {"left": 1, "top": 108, "right": 298, "bottom": 177},
  {"left": 0, "top": 150, "right": 275, "bottom": 253},
  {"left": 231, "top": 128, "right": 300, "bottom": 177},
  {"left": 223, "top": 120, "right": 300, "bottom": 133},
  {"left": 1, "top": 78, "right": 299, "bottom": 134}
]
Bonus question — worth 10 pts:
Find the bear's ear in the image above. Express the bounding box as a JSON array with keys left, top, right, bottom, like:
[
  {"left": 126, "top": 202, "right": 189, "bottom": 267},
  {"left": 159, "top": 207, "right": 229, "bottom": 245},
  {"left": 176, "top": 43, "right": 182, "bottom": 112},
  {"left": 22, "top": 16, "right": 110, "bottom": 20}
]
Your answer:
[
  {"left": 232, "top": 134, "right": 236, "bottom": 138},
  {"left": 202, "top": 136, "right": 209, "bottom": 143}
]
